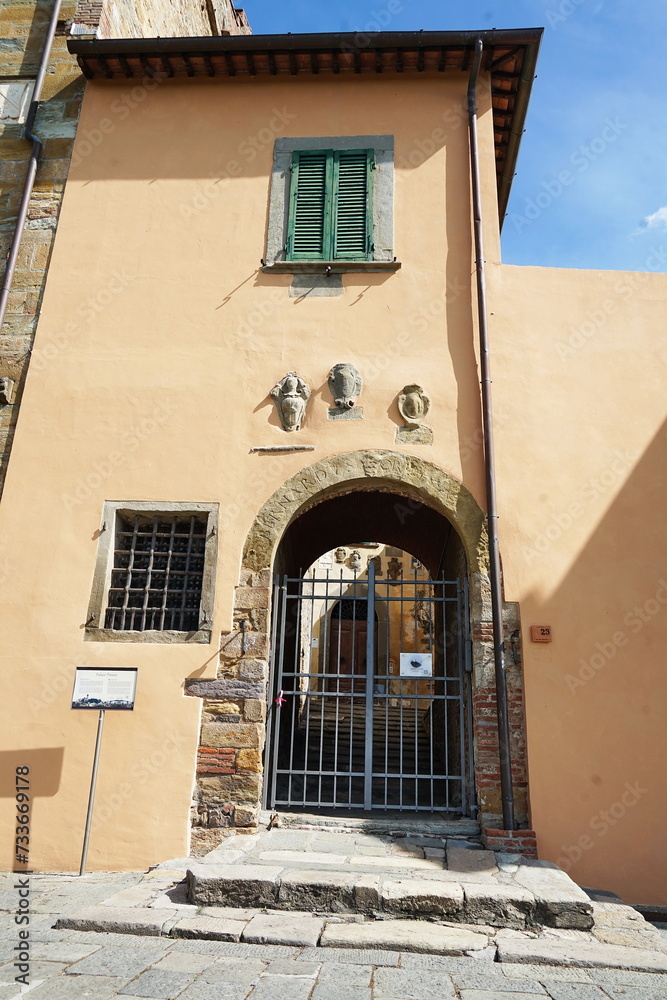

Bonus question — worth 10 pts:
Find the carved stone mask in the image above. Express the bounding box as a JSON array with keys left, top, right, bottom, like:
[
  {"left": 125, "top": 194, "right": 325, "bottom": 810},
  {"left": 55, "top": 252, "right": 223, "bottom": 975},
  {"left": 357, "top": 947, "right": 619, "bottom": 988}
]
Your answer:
[{"left": 329, "top": 363, "right": 362, "bottom": 409}]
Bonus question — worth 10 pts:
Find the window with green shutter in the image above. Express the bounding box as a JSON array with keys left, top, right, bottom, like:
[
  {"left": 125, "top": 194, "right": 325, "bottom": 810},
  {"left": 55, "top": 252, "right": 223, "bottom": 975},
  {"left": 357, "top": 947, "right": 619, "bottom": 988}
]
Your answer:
[{"left": 286, "top": 148, "right": 374, "bottom": 261}]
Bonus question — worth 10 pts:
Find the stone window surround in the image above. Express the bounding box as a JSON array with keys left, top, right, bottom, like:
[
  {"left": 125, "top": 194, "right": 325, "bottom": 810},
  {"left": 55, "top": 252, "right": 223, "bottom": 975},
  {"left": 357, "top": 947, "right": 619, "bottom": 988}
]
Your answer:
[
  {"left": 262, "top": 135, "right": 398, "bottom": 274},
  {"left": 84, "top": 500, "right": 218, "bottom": 644}
]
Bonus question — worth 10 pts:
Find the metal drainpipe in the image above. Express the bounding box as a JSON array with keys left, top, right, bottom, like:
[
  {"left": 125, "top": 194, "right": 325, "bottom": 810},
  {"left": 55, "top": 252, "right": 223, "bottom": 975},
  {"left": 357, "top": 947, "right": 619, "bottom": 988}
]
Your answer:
[
  {"left": 0, "top": 0, "right": 63, "bottom": 333},
  {"left": 467, "top": 37, "right": 516, "bottom": 832}
]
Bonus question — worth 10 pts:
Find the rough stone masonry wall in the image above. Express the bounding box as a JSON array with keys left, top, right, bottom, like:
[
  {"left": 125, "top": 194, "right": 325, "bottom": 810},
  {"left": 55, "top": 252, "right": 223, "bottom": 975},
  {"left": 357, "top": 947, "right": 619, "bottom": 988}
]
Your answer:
[
  {"left": 97, "top": 0, "right": 250, "bottom": 38},
  {"left": 0, "top": 0, "right": 82, "bottom": 498},
  {"left": 186, "top": 568, "right": 272, "bottom": 855}
]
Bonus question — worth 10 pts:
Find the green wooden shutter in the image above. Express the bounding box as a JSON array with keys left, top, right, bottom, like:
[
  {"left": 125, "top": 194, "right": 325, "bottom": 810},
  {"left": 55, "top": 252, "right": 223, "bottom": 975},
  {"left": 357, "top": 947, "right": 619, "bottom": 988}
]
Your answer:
[
  {"left": 286, "top": 147, "right": 373, "bottom": 261},
  {"left": 333, "top": 149, "right": 373, "bottom": 261},
  {"left": 287, "top": 150, "right": 332, "bottom": 260}
]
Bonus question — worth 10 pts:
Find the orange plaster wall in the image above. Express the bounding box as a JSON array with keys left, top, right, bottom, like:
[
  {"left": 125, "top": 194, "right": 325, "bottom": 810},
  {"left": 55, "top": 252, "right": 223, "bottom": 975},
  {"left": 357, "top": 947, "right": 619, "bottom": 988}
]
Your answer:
[
  {"left": 0, "top": 69, "right": 665, "bottom": 903},
  {"left": 0, "top": 72, "right": 490, "bottom": 873}
]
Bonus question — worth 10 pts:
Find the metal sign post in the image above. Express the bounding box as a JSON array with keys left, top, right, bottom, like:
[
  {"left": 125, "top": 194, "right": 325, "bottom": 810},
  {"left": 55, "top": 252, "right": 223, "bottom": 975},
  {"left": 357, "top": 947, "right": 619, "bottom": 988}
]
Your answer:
[
  {"left": 71, "top": 667, "right": 138, "bottom": 876},
  {"left": 79, "top": 709, "right": 105, "bottom": 877}
]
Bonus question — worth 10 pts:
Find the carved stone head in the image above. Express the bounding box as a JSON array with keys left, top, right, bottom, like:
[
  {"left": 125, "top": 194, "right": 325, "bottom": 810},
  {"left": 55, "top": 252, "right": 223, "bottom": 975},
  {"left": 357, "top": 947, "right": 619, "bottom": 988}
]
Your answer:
[
  {"left": 349, "top": 549, "right": 362, "bottom": 571},
  {"left": 270, "top": 372, "right": 311, "bottom": 432},
  {"left": 334, "top": 547, "right": 347, "bottom": 563},
  {"left": 329, "top": 363, "right": 362, "bottom": 409},
  {"left": 398, "top": 384, "right": 430, "bottom": 429}
]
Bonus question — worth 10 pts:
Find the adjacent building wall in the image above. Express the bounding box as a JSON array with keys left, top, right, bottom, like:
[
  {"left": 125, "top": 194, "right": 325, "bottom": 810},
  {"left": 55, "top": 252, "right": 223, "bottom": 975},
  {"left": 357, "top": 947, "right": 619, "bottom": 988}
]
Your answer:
[{"left": 96, "top": 0, "right": 250, "bottom": 40}]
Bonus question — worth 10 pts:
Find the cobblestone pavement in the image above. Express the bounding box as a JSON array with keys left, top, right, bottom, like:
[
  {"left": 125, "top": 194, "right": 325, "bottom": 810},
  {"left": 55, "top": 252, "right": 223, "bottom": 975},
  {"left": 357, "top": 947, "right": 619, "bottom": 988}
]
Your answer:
[{"left": 2, "top": 870, "right": 667, "bottom": 1000}]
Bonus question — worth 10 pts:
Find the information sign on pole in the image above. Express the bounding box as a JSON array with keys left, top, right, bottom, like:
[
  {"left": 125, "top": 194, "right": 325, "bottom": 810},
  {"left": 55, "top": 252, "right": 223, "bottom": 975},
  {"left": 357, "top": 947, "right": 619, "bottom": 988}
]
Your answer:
[
  {"left": 71, "top": 667, "right": 137, "bottom": 711},
  {"left": 71, "top": 668, "right": 138, "bottom": 875}
]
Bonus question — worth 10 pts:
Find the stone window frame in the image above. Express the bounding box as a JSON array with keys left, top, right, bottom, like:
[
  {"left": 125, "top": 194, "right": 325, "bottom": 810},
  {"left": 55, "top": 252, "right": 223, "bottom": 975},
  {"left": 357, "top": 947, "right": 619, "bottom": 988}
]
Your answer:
[
  {"left": 262, "top": 135, "right": 399, "bottom": 275},
  {"left": 84, "top": 501, "right": 218, "bottom": 644}
]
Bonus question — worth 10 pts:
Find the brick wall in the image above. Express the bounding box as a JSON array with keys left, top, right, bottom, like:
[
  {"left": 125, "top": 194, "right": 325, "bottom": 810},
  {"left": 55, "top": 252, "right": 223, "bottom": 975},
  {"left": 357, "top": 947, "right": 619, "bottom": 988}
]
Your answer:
[{"left": 471, "top": 614, "right": 529, "bottom": 828}]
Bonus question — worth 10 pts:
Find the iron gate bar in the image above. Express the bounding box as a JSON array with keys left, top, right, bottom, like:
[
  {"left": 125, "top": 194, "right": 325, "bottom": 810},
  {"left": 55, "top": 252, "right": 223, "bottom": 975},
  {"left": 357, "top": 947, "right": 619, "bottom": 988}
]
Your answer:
[
  {"left": 268, "top": 568, "right": 471, "bottom": 813},
  {"left": 364, "top": 559, "right": 375, "bottom": 810}
]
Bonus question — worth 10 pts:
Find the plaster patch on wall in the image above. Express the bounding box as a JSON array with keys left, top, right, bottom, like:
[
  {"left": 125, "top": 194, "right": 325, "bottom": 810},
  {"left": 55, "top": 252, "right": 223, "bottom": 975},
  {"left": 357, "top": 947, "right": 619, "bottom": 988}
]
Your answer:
[{"left": 289, "top": 274, "right": 344, "bottom": 298}]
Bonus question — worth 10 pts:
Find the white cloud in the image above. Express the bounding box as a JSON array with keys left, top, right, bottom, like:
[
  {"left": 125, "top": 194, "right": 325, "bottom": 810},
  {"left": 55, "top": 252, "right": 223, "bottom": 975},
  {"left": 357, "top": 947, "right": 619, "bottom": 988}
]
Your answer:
[{"left": 642, "top": 206, "right": 667, "bottom": 230}]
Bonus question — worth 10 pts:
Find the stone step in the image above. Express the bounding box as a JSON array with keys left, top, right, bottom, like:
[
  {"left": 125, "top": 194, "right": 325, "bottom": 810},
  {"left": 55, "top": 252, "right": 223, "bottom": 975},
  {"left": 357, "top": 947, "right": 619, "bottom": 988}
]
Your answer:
[{"left": 186, "top": 861, "right": 595, "bottom": 932}]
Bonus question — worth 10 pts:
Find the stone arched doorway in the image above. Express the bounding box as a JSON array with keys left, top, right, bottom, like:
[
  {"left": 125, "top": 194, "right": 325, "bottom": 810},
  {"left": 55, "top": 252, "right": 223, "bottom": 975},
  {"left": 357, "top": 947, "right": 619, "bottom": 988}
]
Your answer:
[{"left": 187, "top": 452, "right": 528, "bottom": 852}]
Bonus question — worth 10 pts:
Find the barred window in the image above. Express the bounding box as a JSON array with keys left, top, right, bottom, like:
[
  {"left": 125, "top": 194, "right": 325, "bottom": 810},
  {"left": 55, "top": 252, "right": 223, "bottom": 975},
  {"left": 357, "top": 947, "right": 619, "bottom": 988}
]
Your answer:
[{"left": 104, "top": 513, "right": 207, "bottom": 632}]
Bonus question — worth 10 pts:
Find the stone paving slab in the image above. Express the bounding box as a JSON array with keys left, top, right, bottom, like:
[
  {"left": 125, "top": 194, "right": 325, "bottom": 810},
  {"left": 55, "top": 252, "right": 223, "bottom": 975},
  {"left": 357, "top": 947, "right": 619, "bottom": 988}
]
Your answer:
[
  {"left": 320, "top": 918, "right": 489, "bottom": 954},
  {"left": 452, "top": 972, "right": 547, "bottom": 993},
  {"left": 56, "top": 906, "right": 175, "bottom": 936},
  {"left": 172, "top": 915, "right": 247, "bottom": 941},
  {"left": 496, "top": 934, "right": 667, "bottom": 972},
  {"left": 26, "top": 974, "right": 133, "bottom": 999},
  {"left": 601, "top": 988, "right": 667, "bottom": 999},
  {"left": 118, "top": 969, "right": 197, "bottom": 997},
  {"left": 242, "top": 911, "right": 325, "bottom": 947},
  {"left": 64, "top": 944, "right": 170, "bottom": 978},
  {"left": 459, "top": 992, "right": 547, "bottom": 1000},
  {"left": 538, "top": 983, "right": 610, "bottom": 999},
  {"left": 373, "top": 965, "right": 458, "bottom": 998}
]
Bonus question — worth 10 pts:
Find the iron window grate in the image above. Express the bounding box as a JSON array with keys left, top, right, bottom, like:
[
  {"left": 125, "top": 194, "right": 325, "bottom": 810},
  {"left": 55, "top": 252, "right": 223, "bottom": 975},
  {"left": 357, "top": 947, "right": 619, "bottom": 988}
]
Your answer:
[{"left": 105, "top": 513, "right": 207, "bottom": 631}]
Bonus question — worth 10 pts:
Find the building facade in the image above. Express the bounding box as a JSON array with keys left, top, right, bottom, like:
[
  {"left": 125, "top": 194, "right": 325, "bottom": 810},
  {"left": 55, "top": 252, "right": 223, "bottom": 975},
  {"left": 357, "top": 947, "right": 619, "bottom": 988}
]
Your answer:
[{"left": 0, "top": 27, "right": 665, "bottom": 905}]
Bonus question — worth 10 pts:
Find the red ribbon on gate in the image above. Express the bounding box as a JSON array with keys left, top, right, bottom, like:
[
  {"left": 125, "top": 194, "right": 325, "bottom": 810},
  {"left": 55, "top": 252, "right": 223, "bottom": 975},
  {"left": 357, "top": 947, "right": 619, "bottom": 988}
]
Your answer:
[{"left": 274, "top": 689, "right": 287, "bottom": 706}]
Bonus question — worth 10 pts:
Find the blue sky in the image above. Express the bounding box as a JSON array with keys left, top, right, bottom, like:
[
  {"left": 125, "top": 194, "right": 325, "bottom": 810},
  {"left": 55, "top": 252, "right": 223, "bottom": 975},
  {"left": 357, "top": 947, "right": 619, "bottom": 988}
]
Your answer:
[{"left": 245, "top": 0, "right": 667, "bottom": 272}]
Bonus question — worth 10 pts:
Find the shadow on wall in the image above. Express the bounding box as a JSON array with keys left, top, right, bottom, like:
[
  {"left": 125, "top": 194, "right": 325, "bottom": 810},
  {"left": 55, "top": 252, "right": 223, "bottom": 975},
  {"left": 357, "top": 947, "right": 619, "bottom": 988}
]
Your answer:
[
  {"left": 523, "top": 417, "right": 667, "bottom": 900},
  {"left": 69, "top": 76, "right": 461, "bottom": 183},
  {"left": 0, "top": 748, "right": 64, "bottom": 797}
]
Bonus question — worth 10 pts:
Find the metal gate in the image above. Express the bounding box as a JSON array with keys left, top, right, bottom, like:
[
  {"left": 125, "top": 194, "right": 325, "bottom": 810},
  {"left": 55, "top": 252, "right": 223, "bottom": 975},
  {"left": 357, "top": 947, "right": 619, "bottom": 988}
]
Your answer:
[{"left": 264, "top": 560, "right": 474, "bottom": 814}]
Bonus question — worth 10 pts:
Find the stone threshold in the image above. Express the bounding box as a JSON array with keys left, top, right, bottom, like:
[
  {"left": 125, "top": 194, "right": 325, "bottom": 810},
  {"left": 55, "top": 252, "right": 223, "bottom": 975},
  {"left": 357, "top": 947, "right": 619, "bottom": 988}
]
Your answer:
[{"left": 266, "top": 810, "right": 482, "bottom": 838}]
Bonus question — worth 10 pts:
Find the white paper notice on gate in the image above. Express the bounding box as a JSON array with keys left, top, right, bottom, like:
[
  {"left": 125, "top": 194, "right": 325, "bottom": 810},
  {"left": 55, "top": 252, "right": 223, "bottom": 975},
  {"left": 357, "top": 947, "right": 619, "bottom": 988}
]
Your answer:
[{"left": 399, "top": 653, "right": 432, "bottom": 677}]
